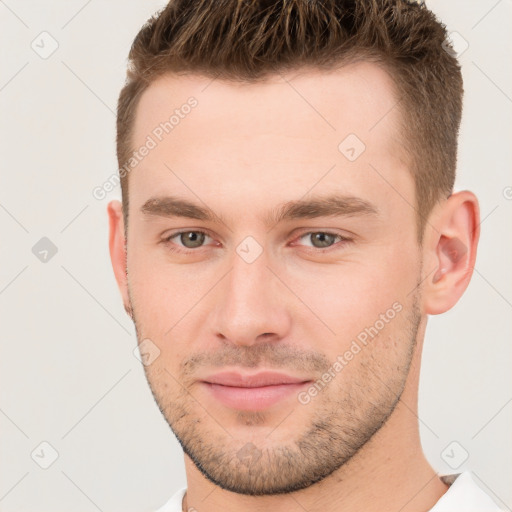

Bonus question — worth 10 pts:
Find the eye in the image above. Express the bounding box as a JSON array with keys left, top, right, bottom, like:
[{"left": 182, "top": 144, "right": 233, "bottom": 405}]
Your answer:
[
  {"left": 163, "top": 230, "right": 213, "bottom": 250},
  {"left": 295, "top": 231, "right": 351, "bottom": 249},
  {"left": 161, "top": 230, "right": 351, "bottom": 254}
]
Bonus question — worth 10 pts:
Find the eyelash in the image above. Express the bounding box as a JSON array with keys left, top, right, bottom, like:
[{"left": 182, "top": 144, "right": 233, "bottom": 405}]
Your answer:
[{"left": 161, "top": 230, "right": 353, "bottom": 254}]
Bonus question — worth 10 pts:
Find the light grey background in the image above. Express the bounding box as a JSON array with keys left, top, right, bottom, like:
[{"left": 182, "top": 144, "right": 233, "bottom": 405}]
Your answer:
[{"left": 1, "top": 1, "right": 511, "bottom": 511}]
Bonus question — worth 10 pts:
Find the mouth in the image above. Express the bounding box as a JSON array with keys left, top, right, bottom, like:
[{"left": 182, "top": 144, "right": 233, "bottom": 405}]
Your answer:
[{"left": 200, "top": 371, "right": 312, "bottom": 411}]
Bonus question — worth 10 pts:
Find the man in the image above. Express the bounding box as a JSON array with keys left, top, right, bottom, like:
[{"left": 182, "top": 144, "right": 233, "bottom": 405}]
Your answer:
[{"left": 107, "top": 0, "right": 504, "bottom": 510}]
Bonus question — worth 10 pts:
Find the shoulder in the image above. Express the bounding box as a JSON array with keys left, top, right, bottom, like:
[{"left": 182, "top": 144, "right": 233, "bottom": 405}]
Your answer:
[
  {"left": 430, "top": 472, "right": 506, "bottom": 511},
  {"left": 153, "top": 487, "right": 187, "bottom": 512}
]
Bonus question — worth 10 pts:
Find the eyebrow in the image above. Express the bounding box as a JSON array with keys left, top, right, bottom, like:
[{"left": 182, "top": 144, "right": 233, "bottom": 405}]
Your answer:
[{"left": 140, "top": 194, "right": 378, "bottom": 227}]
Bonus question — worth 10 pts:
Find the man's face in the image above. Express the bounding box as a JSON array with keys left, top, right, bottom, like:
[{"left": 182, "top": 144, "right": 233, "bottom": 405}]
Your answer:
[{"left": 123, "top": 62, "right": 424, "bottom": 494}]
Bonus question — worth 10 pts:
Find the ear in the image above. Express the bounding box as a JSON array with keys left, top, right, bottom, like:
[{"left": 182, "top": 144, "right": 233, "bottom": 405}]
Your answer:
[
  {"left": 107, "top": 200, "right": 132, "bottom": 319},
  {"left": 422, "top": 191, "right": 480, "bottom": 315}
]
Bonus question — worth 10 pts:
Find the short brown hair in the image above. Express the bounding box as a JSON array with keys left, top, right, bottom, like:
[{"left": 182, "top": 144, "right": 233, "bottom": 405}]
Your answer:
[{"left": 116, "top": 0, "right": 463, "bottom": 242}]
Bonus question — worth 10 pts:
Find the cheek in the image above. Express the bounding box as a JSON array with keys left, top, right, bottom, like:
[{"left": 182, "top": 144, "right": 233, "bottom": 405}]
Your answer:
[
  {"left": 128, "top": 248, "right": 218, "bottom": 353},
  {"left": 280, "top": 248, "right": 417, "bottom": 341},
  {"left": 128, "top": 255, "right": 181, "bottom": 335}
]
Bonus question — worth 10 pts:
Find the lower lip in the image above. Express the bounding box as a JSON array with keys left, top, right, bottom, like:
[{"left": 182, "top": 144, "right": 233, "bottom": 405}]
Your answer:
[{"left": 202, "top": 382, "right": 311, "bottom": 411}]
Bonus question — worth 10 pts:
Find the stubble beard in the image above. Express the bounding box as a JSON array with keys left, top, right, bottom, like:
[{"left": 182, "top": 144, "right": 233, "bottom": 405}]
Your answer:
[{"left": 131, "top": 289, "right": 421, "bottom": 496}]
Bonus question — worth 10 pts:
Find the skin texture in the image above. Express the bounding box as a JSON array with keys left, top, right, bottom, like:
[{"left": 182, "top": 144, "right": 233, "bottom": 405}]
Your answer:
[{"left": 108, "top": 62, "right": 480, "bottom": 512}]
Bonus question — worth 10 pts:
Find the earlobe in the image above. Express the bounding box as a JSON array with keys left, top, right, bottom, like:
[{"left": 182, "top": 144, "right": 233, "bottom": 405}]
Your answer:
[
  {"left": 423, "top": 191, "right": 480, "bottom": 315},
  {"left": 107, "top": 200, "right": 132, "bottom": 318}
]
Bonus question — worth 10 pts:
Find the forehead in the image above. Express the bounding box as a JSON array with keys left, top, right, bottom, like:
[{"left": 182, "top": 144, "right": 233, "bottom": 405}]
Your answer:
[
  {"left": 128, "top": 61, "right": 412, "bottom": 222},
  {"left": 133, "top": 61, "right": 404, "bottom": 143}
]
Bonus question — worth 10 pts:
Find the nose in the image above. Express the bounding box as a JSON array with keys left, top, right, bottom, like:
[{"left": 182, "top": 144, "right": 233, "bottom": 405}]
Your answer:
[{"left": 211, "top": 246, "right": 292, "bottom": 347}]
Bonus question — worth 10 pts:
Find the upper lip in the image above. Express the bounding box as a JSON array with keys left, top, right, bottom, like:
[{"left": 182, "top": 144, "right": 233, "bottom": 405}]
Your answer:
[{"left": 202, "top": 371, "right": 311, "bottom": 388}]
